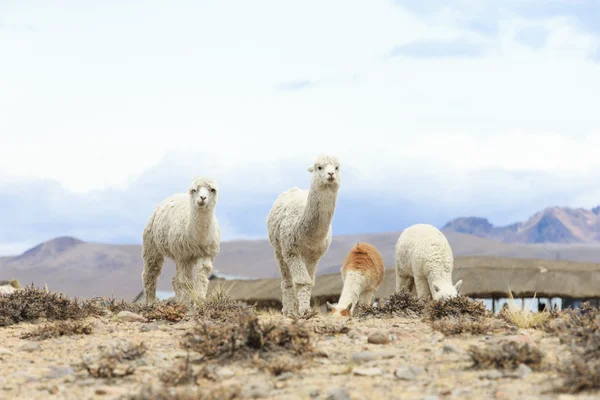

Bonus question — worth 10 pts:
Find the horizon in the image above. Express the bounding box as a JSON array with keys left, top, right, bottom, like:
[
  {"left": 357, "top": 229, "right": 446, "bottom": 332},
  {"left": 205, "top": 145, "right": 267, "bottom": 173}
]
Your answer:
[{"left": 2, "top": 1, "right": 600, "bottom": 254}]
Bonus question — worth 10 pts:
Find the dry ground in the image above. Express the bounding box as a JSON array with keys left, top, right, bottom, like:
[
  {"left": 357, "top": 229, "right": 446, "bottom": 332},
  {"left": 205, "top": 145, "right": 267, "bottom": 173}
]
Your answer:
[{"left": 0, "top": 289, "right": 598, "bottom": 400}]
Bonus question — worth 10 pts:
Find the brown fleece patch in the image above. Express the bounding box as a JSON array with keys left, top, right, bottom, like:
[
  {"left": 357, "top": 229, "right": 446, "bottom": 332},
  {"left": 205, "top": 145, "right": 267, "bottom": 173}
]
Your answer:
[{"left": 341, "top": 242, "right": 384, "bottom": 286}]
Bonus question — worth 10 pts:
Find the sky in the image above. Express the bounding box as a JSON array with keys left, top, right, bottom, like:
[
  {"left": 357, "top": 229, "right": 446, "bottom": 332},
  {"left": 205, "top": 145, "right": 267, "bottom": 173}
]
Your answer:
[{"left": 1, "top": 0, "right": 600, "bottom": 255}]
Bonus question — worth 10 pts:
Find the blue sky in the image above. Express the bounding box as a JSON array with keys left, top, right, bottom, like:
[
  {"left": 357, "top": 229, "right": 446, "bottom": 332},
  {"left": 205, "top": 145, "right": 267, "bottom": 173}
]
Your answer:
[{"left": 1, "top": 0, "right": 599, "bottom": 254}]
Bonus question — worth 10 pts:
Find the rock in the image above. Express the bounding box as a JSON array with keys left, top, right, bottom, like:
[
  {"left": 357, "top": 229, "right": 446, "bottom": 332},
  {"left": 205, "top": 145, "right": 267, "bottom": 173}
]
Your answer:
[
  {"left": 242, "top": 381, "right": 272, "bottom": 399},
  {"left": 430, "top": 332, "right": 445, "bottom": 343},
  {"left": 351, "top": 351, "right": 394, "bottom": 363},
  {"left": 499, "top": 334, "right": 536, "bottom": 347},
  {"left": 216, "top": 367, "right": 236, "bottom": 379},
  {"left": 140, "top": 323, "right": 161, "bottom": 332},
  {"left": 353, "top": 367, "right": 384, "bottom": 376},
  {"left": 442, "top": 344, "right": 460, "bottom": 354},
  {"left": 423, "top": 396, "right": 440, "bottom": 400},
  {"left": 394, "top": 365, "right": 425, "bottom": 381},
  {"left": 46, "top": 366, "right": 75, "bottom": 380},
  {"left": 367, "top": 332, "right": 389, "bottom": 345},
  {"left": 276, "top": 372, "right": 294, "bottom": 381},
  {"left": 20, "top": 342, "right": 41, "bottom": 353},
  {"left": 326, "top": 387, "right": 351, "bottom": 400},
  {"left": 116, "top": 311, "right": 147, "bottom": 323},
  {"left": 0, "top": 347, "right": 13, "bottom": 356},
  {"left": 310, "top": 389, "right": 320, "bottom": 398},
  {"left": 504, "top": 364, "right": 532, "bottom": 379},
  {"left": 482, "top": 370, "right": 504, "bottom": 380}
]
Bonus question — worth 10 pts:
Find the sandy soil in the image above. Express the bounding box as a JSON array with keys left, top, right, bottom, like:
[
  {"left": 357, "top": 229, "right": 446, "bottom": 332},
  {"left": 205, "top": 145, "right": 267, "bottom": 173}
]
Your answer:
[{"left": 0, "top": 308, "right": 598, "bottom": 400}]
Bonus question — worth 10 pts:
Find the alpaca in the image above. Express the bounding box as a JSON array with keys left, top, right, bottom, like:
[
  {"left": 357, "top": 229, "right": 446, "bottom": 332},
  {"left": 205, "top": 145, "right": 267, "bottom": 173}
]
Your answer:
[
  {"left": 395, "top": 224, "right": 462, "bottom": 300},
  {"left": 327, "top": 242, "right": 384, "bottom": 317},
  {"left": 141, "top": 177, "right": 220, "bottom": 304},
  {"left": 267, "top": 155, "right": 341, "bottom": 317}
]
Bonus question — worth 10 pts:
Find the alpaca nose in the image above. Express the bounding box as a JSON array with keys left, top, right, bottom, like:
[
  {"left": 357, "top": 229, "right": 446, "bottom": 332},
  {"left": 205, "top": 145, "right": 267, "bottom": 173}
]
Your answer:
[
  {"left": 328, "top": 172, "right": 335, "bottom": 177},
  {"left": 200, "top": 196, "right": 207, "bottom": 201}
]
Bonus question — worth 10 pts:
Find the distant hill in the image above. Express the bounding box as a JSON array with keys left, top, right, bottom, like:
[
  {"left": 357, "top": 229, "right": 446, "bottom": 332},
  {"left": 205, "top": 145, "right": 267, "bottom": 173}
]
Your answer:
[
  {"left": 3, "top": 229, "right": 600, "bottom": 300},
  {"left": 443, "top": 206, "right": 600, "bottom": 244}
]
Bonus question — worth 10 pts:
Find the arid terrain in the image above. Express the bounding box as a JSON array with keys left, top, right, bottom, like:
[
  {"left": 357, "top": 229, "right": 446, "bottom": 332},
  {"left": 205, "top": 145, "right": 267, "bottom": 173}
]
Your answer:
[{"left": 0, "top": 286, "right": 598, "bottom": 400}]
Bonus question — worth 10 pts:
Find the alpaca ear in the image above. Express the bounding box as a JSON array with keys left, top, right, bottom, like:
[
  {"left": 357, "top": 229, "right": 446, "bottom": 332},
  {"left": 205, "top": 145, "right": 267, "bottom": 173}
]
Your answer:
[
  {"left": 307, "top": 165, "right": 314, "bottom": 173},
  {"left": 433, "top": 284, "right": 440, "bottom": 293},
  {"left": 454, "top": 280, "right": 463, "bottom": 292},
  {"left": 326, "top": 302, "right": 333, "bottom": 311}
]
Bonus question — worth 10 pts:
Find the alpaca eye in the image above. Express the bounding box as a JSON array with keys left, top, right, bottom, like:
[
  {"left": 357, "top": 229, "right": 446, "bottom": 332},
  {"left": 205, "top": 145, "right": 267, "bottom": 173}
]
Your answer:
[
  {"left": 335, "top": 166, "right": 339, "bottom": 170},
  {"left": 317, "top": 166, "right": 322, "bottom": 170},
  {"left": 210, "top": 188, "right": 216, "bottom": 193},
  {"left": 190, "top": 189, "right": 197, "bottom": 194}
]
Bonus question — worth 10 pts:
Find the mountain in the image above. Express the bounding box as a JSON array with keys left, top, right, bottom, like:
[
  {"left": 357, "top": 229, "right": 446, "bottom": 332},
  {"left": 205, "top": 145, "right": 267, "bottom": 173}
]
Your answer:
[
  {"left": 3, "top": 230, "right": 600, "bottom": 301},
  {"left": 443, "top": 206, "right": 600, "bottom": 244}
]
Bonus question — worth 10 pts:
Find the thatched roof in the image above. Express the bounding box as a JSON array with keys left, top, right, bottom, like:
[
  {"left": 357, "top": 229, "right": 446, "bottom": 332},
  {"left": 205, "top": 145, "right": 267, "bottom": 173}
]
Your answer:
[{"left": 133, "top": 256, "right": 600, "bottom": 304}]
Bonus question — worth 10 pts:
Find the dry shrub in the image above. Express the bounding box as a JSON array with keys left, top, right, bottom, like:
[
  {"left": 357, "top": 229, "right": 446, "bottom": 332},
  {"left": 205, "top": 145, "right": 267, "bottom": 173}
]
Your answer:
[
  {"left": 357, "top": 290, "right": 426, "bottom": 318},
  {"left": 426, "top": 295, "right": 489, "bottom": 322},
  {"left": 182, "top": 312, "right": 313, "bottom": 360},
  {"left": 82, "top": 340, "right": 147, "bottom": 378},
  {"left": 160, "top": 355, "right": 196, "bottom": 386},
  {"left": 254, "top": 354, "right": 304, "bottom": 376},
  {"left": 309, "top": 320, "right": 350, "bottom": 335},
  {"left": 497, "top": 290, "right": 551, "bottom": 329},
  {"left": 468, "top": 341, "right": 544, "bottom": 370},
  {"left": 21, "top": 320, "right": 93, "bottom": 340},
  {"left": 98, "top": 298, "right": 188, "bottom": 323},
  {"left": 0, "top": 285, "right": 103, "bottom": 327},
  {"left": 126, "top": 384, "right": 240, "bottom": 400},
  {"left": 432, "top": 316, "right": 506, "bottom": 336},
  {"left": 194, "top": 283, "right": 255, "bottom": 322},
  {"left": 547, "top": 303, "right": 600, "bottom": 393}
]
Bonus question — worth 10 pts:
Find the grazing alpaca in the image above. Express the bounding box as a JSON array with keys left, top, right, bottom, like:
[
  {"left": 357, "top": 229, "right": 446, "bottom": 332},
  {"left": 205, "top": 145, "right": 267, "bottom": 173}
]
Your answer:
[
  {"left": 267, "top": 155, "right": 341, "bottom": 317},
  {"left": 141, "top": 177, "right": 220, "bottom": 304},
  {"left": 395, "top": 224, "right": 462, "bottom": 300},
  {"left": 327, "top": 242, "right": 384, "bottom": 317}
]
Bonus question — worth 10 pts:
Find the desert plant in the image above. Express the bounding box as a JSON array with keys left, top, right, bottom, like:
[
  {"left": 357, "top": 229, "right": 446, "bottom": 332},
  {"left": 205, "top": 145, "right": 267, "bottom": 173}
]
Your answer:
[
  {"left": 21, "top": 320, "right": 93, "bottom": 340},
  {"left": 498, "top": 288, "right": 551, "bottom": 329}
]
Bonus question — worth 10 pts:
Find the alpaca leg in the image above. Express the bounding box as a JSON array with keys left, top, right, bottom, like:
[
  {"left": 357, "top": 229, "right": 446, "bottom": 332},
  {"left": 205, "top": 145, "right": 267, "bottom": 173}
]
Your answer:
[
  {"left": 275, "top": 250, "right": 295, "bottom": 317},
  {"left": 287, "top": 255, "right": 312, "bottom": 316},
  {"left": 414, "top": 275, "right": 432, "bottom": 299},
  {"left": 173, "top": 261, "right": 194, "bottom": 304},
  {"left": 396, "top": 268, "right": 414, "bottom": 293},
  {"left": 195, "top": 257, "right": 213, "bottom": 301},
  {"left": 359, "top": 290, "right": 375, "bottom": 307},
  {"left": 141, "top": 243, "right": 164, "bottom": 304}
]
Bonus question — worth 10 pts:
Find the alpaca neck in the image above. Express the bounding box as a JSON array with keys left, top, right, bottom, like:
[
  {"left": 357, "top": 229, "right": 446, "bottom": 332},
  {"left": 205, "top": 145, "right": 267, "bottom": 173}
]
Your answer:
[
  {"left": 188, "top": 206, "right": 214, "bottom": 240},
  {"left": 336, "top": 271, "right": 366, "bottom": 311},
  {"left": 298, "top": 185, "right": 338, "bottom": 239}
]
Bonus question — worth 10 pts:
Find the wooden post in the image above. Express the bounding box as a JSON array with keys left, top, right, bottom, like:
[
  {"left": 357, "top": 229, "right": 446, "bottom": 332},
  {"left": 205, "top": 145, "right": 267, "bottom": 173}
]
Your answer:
[
  {"left": 521, "top": 297, "right": 525, "bottom": 311},
  {"left": 492, "top": 297, "right": 496, "bottom": 314}
]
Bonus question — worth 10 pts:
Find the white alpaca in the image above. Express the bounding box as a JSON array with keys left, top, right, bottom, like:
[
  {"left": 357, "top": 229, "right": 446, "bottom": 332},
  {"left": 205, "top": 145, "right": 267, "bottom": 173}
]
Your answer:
[
  {"left": 395, "top": 224, "right": 463, "bottom": 300},
  {"left": 327, "top": 242, "right": 384, "bottom": 317},
  {"left": 267, "top": 155, "right": 341, "bottom": 317},
  {"left": 141, "top": 177, "right": 221, "bottom": 304}
]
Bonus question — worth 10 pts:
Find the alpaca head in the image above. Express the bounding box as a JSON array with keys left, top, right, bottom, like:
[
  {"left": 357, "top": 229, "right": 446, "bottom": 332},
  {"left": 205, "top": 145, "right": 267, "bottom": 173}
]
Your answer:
[
  {"left": 188, "top": 177, "right": 218, "bottom": 211},
  {"left": 326, "top": 301, "right": 353, "bottom": 317},
  {"left": 307, "top": 155, "right": 340, "bottom": 190},
  {"left": 431, "top": 279, "right": 463, "bottom": 301}
]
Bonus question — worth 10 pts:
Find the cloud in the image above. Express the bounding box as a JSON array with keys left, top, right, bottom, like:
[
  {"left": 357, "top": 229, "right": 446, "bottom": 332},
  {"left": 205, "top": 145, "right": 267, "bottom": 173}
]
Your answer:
[
  {"left": 389, "top": 39, "right": 487, "bottom": 58},
  {"left": 515, "top": 26, "right": 549, "bottom": 49},
  {"left": 276, "top": 79, "right": 315, "bottom": 92}
]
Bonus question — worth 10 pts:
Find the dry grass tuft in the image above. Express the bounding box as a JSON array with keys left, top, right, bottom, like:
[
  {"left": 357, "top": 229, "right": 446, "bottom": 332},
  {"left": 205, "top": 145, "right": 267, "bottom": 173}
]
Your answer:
[
  {"left": 357, "top": 289, "right": 426, "bottom": 318},
  {"left": 98, "top": 298, "right": 188, "bottom": 323},
  {"left": 193, "top": 282, "right": 255, "bottom": 322},
  {"left": 254, "top": 354, "right": 304, "bottom": 376},
  {"left": 82, "top": 340, "right": 147, "bottom": 378},
  {"left": 160, "top": 354, "right": 197, "bottom": 386},
  {"left": 497, "top": 289, "right": 551, "bottom": 329},
  {"left": 468, "top": 341, "right": 545, "bottom": 370},
  {"left": 126, "top": 384, "right": 241, "bottom": 400},
  {"left": 432, "top": 316, "right": 506, "bottom": 336},
  {"left": 309, "top": 320, "right": 350, "bottom": 335},
  {"left": 21, "top": 320, "right": 93, "bottom": 340},
  {"left": 182, "top": 312, "right": 313, "bottom": 360},
  {"left": 426, "top": 295, "right": 489, "bottom": 322},
  {"left": 0, "top": 285, "right": 103, "bottom": 327}
]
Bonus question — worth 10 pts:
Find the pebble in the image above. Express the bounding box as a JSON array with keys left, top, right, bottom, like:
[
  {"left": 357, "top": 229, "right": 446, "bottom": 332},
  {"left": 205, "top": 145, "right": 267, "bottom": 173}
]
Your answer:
[
  {"left": 482, "top": 370, "right": 504, "bottom": 380},
  {"left": 140, "top": 323, "right": 161, "bottom": 332},
  {"left": 276, "top": 372, "right": 294, "bottom": 381},
  {"left": 499, "top": 334, "right": 536, "bottom": 347},
  {"left": 0, "top": 347, "right": 13, "bottom": 356},
  {"left": 394, "top": 365, "right": 425, "bottom": 381},
  {"left": 116, "top": 311, "right": 147, "bottom": 323},
  {"left": 351, "top": 351, "right": 394, "bottom": 363},
  {"left": 430, "top": 332, "right": 445, "bottom": 343},
  {"left": 504, "top": 363, "right": 532, "bottom": 379},
  {"left": 353, "top": 367, "right": 385, "bottom": 376},
  {"left": 216, "top": 367, "right": 236, "bottom": 379},
  {"left": 326, "top": 387, "right": 351, "bottom": 400},
  {"left": 46, "top": 366, "right": 75, "bottom": 380},
  {"left": 424, "top": 396, "right": 440, "bottom": 400},
  {"left": 20, "top": 342, "right": 41, "bottom": 353},
  {"left": 242, "top": 381, "right": 272, "bottom": 399},
  {"left": 367, "top": 332, "right": 389, "bottom": 345},
  {"left": 442, "top": 344, "right": 460, "bottom": 354}
]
